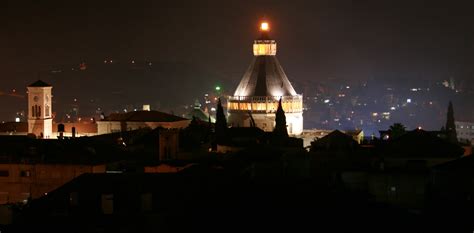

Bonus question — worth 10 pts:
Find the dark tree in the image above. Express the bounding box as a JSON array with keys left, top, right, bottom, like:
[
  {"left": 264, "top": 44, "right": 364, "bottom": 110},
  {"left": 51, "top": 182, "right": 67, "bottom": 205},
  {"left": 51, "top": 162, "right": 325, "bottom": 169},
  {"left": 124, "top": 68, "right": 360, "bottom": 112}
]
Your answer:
[
  {"left": 208, "top": 115, "right": 213, "bottom": 133},
  {"left": 189, "top": 116, "right": 199, "bottom": 129},
  {"left": 215, "top": 98, "right": 227, "bottom": 141},
  {"left": 273, "top": 98, "right": 288, "bottom": 138},
  {"left": 445, "top": 101, "right": 458, "bottom": 143},
  {"left": 389, "top": 123, "right": 406, "bottom": 140}
]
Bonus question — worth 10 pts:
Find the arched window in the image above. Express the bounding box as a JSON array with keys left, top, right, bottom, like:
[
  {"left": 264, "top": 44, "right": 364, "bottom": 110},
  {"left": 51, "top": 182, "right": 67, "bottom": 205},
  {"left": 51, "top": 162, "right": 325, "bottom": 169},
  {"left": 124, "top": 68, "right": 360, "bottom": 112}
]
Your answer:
[
  {"left": 45, "top": 105, "right": 50, "bottom": 117},
  {"left": 32, "top": 106, "right": 35, "bottom": 117},
  {"left": 38, "top": 106, "right": 41, "bottom": 118}
]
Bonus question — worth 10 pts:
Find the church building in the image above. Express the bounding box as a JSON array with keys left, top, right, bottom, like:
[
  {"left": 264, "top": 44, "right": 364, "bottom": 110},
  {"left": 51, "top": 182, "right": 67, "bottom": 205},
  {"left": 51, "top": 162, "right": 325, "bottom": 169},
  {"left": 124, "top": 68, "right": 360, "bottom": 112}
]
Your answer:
[{"left": 227, "top": 22, "right": 303, "bottom": 135}]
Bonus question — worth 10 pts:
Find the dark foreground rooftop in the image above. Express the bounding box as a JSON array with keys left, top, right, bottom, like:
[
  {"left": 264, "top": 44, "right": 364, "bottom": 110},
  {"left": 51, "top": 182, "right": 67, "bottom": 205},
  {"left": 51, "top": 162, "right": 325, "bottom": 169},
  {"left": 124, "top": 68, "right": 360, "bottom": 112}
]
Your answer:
[{"left": 7, "top": 171, "right": 471, "bottom": 233}]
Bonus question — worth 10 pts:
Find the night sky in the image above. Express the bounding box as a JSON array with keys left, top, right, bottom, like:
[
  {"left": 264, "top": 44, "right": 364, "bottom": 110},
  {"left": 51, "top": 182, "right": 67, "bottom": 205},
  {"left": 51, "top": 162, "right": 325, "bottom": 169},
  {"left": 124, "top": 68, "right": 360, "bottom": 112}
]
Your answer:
[{"left": 1, "top": 0, "right": 473, "bottom": 120}]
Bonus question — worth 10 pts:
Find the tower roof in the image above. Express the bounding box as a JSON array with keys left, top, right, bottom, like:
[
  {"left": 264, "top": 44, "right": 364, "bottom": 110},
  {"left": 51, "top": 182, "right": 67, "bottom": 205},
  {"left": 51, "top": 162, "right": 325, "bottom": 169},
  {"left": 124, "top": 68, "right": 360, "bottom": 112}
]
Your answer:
[
  {"left": 233, "top": 55, "right": 297, "bottom": 97},
  {"left": 28, "top": 80, "right": 51, "bottom": 87},
  {"left": 233, "top": 22, "right": 297, "bottom": 97}
]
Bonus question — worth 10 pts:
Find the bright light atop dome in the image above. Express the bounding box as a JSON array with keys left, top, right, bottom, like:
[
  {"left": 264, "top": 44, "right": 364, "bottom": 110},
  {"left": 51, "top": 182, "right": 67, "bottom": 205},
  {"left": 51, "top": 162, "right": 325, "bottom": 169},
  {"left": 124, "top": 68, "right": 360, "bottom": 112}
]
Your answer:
[{"left": 260, "top": 22, "right": 269, "bottom": 31}]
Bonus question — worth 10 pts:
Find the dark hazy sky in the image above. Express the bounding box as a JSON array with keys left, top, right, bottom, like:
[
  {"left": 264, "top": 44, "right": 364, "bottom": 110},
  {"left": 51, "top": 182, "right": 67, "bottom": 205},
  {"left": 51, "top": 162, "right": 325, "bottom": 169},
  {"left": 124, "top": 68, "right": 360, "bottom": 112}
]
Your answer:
[{"left": 1, "top": 0, "right": 474, "bottom": 88}]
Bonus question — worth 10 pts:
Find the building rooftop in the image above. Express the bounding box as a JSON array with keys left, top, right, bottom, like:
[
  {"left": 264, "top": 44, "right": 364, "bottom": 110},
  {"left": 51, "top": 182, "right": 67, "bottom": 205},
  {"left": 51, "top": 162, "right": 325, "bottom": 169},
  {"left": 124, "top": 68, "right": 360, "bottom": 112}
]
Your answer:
[
  {"left": 0, "top": 135, "right": 127, "bottom": 164},
  {"left": 0, "top": 122, "right": 28, "bottom": 133},
  {"left": 28, "top": 80, "right": 52, "bottom": 87},
  {"left": 380, "top": 129, "right": 464, "bottom": 158},
  {"left": 104, "top": 110, "right": 187, "bottom": 122},
  {"left": 0, "top": 122, "right": 98, "bottom": 134},
  {"left": 311, "top": 130, "right": 359, "bottom": 150}
]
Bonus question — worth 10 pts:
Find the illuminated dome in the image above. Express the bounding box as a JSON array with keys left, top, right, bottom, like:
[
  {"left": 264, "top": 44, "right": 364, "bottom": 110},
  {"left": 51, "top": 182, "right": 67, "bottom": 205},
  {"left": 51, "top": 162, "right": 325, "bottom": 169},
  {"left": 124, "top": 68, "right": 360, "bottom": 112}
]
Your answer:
[
  {"left": 233, "top": 21, "right": 297, "bottom": 97},
  {"left": 233, "top": 56, "right": 297, "bottom": 97},
  {"left": 227, "top": 21, "right": 303, "bottom": 135}
]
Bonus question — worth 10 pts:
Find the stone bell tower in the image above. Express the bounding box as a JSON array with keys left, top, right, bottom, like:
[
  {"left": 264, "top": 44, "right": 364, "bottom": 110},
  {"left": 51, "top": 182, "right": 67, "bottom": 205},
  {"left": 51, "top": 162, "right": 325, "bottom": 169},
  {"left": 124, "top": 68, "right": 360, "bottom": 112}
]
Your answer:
[{"left": 27, "top": 80, "right": 53, "bottom": 138}]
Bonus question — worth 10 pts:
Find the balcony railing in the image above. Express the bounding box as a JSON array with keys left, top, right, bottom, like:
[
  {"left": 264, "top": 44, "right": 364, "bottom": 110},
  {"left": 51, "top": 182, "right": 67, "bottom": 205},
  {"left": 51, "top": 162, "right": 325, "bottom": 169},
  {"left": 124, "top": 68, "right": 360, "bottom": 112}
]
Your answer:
[{"left": 227, "top": 95, "right": 303, "bottom": 113}]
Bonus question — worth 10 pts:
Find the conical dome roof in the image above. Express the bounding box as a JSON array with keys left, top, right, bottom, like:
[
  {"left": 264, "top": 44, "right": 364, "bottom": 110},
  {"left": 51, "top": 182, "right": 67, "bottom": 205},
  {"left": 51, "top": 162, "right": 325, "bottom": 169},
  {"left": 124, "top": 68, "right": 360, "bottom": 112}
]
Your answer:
[
  {"left": 233, "top": 56, "right": 297, "bottom": 97},
  {"left": 233, "top": 22, "right": 297, "bottom": 97}
]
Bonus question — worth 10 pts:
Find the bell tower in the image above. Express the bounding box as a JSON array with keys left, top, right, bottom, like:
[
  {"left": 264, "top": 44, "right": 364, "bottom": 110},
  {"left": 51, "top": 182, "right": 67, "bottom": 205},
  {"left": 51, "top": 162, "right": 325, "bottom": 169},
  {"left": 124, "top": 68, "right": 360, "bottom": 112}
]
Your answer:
[{"left": 27, "top": 80, "right": 53, "bottom": 138}]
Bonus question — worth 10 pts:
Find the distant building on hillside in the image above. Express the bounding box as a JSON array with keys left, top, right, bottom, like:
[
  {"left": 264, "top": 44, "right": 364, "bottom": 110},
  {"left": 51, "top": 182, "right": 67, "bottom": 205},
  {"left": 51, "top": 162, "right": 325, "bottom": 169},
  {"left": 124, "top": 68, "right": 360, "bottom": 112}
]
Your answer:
[
  {"left": 184, "top": 100, "right": 215, "bottom": 123},
  {"left": 455, "top": 120, "right": 474, "bottom": 144}
]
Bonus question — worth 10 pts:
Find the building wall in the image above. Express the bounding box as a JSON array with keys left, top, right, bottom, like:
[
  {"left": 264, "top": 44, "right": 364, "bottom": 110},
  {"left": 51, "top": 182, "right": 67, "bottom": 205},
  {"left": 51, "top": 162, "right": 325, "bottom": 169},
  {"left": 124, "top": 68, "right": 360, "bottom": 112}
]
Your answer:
[
  {"left": 383, "top": 157, "right": 456, "bottom": 169},
  {"left": 368, "top": 172, "right": 427, "bottom": 209},
  {"left": 455, "top": 121, "right": 474, "bottom": 144},
  {"left": 28, "top": 119, "right": 53, "bottom": 139},
  {"left": 52, "top": 122, "right": 98, "bottom": 138},
  {"left": 144, "top": 164, "right": 194, "bottom": 173},
  {"left": 216, "top": 145, "right": 245, "bottom": 153},
  {"left": 228, "top": 112, "right": 303, "bottom": 135},
  {"left": 0, "top": 132, "right": 27, "bottom": 136},
  {"left": 0, "top": 122, "right": 98, "bottom": 138},
  {"left": 97, "top": 120, "right": 190, "bottom": 135},
  {"left": 0, "top": 164, "right": 106, "bottom": 204},
  {"left": 158, "top": 129, "right": 180, "bottom": 161},
  {"left": 51, "top": 131, "right": 97, "bottom": 138}
]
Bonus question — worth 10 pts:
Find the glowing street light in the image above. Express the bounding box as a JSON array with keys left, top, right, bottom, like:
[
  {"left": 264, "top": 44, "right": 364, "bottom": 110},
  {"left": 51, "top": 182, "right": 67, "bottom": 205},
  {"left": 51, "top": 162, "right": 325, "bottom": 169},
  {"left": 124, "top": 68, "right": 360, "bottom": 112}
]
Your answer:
[
  {"left": 260, "top": 22, "right": 269, "bottom": 31},
  {"left": 215, "top": 86, "right": 221, "bottom": 91}
]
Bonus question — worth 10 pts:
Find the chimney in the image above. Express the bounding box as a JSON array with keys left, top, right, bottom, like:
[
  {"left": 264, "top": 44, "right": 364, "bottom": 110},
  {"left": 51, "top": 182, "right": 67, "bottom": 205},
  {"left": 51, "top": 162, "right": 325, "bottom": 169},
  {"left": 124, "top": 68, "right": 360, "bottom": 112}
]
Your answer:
[{"left": 58, "top": 124, "right": 65, "bottom": 139}]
